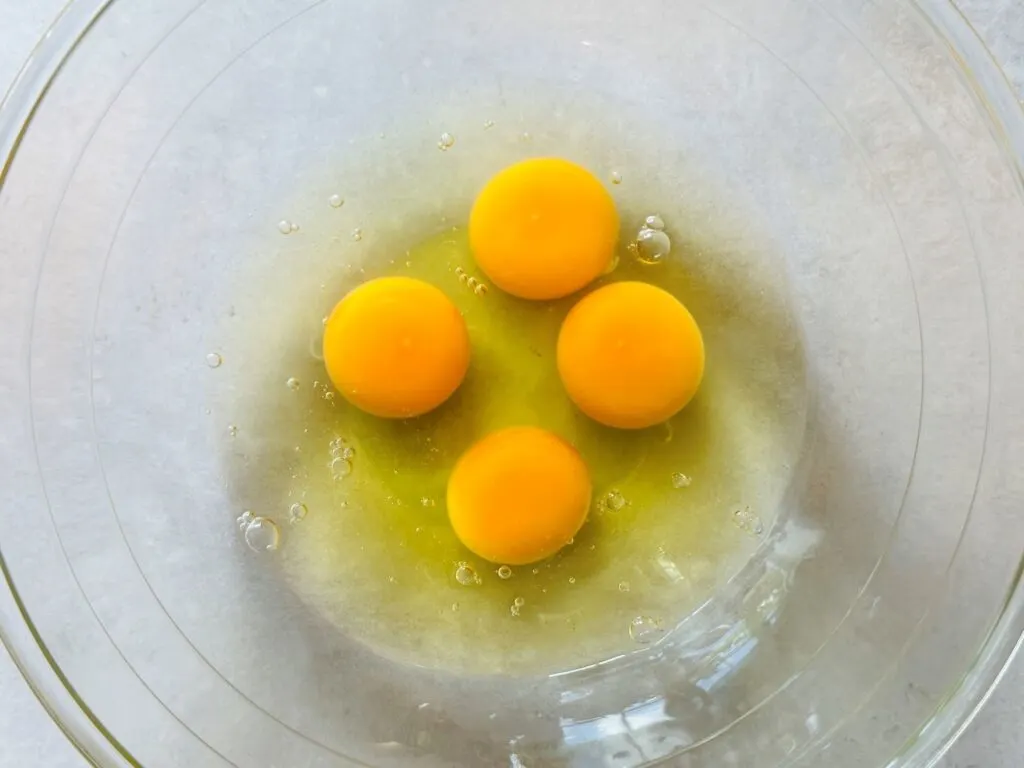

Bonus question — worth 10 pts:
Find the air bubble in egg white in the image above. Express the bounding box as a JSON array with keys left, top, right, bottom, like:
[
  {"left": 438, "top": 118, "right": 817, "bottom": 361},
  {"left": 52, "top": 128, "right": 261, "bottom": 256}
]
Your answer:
[
  {"left": 455, "top": 562, "right": 481, "bottom": 586},
  {"left": 309, "top": 332, "right": 324, "bottom": 361},
  {"left": 629, "top": 615, "right": 664, "bottom": 644},
  {"left": 328, "top": 194, "right": 345, "bottom": 208},
  {"left": 474, "top": 283, "right": 488, "bottom": 296},
  {"left": 671, "top": 472, "right": 692, "bottom": 489},
  {"left": 236, "top": 510, "right": 254, "bottom": 530},
  {"left": 227, "top": 424, "right": 238, "bottom": 437},
  {"left": 610, "top": 171, "right": 622, "bottom": 185},
  {"left": 634, "top": 227, "right": 671, "bottom": 264},
  {"left": 352, "top": 228, "right": 363, "bottom": 241},
  {"left": 244, "top": 517, "right": 281, "bottom": 552},
  {"left": 277, "top": 219, "right": 294, "bottom": 234},
  {"left": 437, "top": 132, "right": 455, "bottom": 150},
  {"left": 602, "top": 490, "right": 627, "bottom": 512},
  {"left": 644, "top": 214, "right": 665, "bottom": 230},
  {"left": 733, "top": 506, "right": 764, "bottom": 536},
  {"left": 205, "top": 352, "right": 223, "bottom": 368},
  {"left": 329, "top": 437, "right": 354, "bottom": 460},
  {"left": 288, "top": 502, "right": 308, "bottom": 523},
  {"left": 497, "top": 565, "right": 513, "bottom": 580},
  {"left": 330, "top": 457, "right": 353, "bottom": 480},
  {"left": 286, "top": 377, "right": 301, "bottom": 391}
]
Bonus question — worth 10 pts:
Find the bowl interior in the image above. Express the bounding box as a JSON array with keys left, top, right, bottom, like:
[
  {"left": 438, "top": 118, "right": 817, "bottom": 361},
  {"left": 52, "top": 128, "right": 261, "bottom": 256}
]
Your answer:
[{"left": 2, "top": 0, "right": 1024, "bottom": 766}]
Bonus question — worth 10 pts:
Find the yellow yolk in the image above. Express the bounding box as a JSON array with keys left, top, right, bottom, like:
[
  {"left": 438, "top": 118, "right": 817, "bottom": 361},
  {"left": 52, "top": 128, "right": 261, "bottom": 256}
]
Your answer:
[
  {"left": 468, "top": 158, "right": 619, "bottom": 300},
  {"left": 323, "top": 276, "right": 470, "bottom": 418},
  {"left": 447, "top": 426, "right": 592, "bottom": 565},
  {"left": 557, "top": 281, "right": 705, "bottom": 429}
]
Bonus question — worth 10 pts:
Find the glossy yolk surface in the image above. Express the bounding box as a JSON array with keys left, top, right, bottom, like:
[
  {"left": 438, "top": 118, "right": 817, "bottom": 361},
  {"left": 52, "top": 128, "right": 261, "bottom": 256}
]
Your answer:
[
  {"left": 557, "top": 281, "right": 705, "bottom": 429},
  {"left": 468, "top": 158, "right": 619, "bottom": 300},
  {"left": 447, "top": 426, "right": 592, "bottom": 565},
  {"left": 323, "top": 276, "right": 470, "bottom": 418}
]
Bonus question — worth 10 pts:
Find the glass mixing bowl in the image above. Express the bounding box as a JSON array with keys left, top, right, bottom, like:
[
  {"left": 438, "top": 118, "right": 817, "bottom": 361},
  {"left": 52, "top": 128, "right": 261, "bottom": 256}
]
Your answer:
[{"left": 2, "top": 0, "right": 1024, "bottom": 766}]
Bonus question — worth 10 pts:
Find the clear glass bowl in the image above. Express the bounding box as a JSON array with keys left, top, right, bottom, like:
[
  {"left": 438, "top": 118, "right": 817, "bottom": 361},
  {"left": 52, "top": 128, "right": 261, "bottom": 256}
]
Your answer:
[{"left": 2, "top": 1, "right": 1024, "bottom": 766}]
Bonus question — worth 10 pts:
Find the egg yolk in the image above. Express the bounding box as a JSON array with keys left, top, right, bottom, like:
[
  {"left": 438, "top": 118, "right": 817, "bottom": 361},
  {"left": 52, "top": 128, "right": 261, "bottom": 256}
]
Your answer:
[
  {"left": 323, "top": 276, "right": 470, "bottom": 418},
  {"left": 557, "top": 281, "right": 705, "bottom": 429},
  {"left": 468, "top": 158, "right": 619, "bottom": 300},
  {"left": 447, "top": 426, "right": 592, "bottom": 565}
]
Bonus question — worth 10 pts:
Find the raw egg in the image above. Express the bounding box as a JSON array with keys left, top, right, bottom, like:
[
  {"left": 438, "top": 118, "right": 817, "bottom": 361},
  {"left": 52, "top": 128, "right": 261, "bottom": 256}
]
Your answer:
[
  {"left": 447, "top": 426, "right": 591, "bottom": 565},
  {"left": 323, "top": 276, "right": 470, "bottom": 418},
  {"left": 468, "top": 158, "right": 619, "bottom": 300},
  {"left": 557, "top": 281, "right": 704, "bottom": 429}
]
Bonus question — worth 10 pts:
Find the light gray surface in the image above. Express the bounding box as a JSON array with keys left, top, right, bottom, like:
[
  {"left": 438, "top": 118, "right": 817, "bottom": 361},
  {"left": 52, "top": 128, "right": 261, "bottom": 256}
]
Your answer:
[{"left": 0, "top": 2, "right": 1021, "bottom": 767}]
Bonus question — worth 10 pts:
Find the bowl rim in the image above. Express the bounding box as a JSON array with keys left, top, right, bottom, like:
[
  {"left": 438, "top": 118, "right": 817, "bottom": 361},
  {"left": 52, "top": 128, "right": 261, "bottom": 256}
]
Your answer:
[{"left": 1, "top": 1, "right": 1022, "bottom": 766}]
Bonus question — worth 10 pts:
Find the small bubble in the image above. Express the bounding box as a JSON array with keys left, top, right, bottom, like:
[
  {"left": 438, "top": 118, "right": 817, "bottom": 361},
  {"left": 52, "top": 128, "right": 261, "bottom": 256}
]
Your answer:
[
  {"left": 235, "top": 510, "right": 254, "bottom": 530},
  {"left": 610, "top": 171, "right": 622, "bottom": 185},
  {"left": 290, "top": 222, "right": 299, "bottom": 232},
  {"left": 420, "top": 497, "right": 436, "bottom": 507},
  {"left": 532, "top": 568, "right": 540, "bottom": 575},
  {"left": 288, "top": 502, "right": 308, "bottom": 523},
  {"left": 568, "top": 576, "right": 577, "bottom": 584},
  {"left": 244, "top": 517, "right": 280, "bottom": 552},
  {"left": 451, "top": 602, "right": 460, "bottom": 612},
  {"left": 277, "top": 219, "right": 294, "bottom": 234},
  {"left": 328, "top": 437, "right": 354, "bottom": 459},
  {"left": 602, "top": 490, "right": 627, "bottom": 512},
  {"left": 457, "top": 272, "right": 469, "bottom": 284},
  {"left": 521, "top": 131, "right": 532, "bottom": 141},
  {"left": 644, "top": 214, "right": 666, "bottom": 230},
  {"left": 227, "top": 424, "right": 238, "bottom": 437},
  {"left": 309, "top": 334, "right": 324, "bottom": 361},
  {"left": 634, "top": 227, "right": 672, "bottom": 264},
  {"left": 352, "top": 228, "right": 363, "bottom": 241},
  {"left": 497, "top": 565, "right": 513, "bottom": 580},
  {"left": 671, "top": 472, "right": 692, "bottom": 489},
  {"left": 437, "top": 132, "right": 455, "bottom": 150},
  {"left": 455, "top": 266, "right": 465, "bottom": 275},
  {"left": 733, "top": 506, "right": 765, "bottom": 535},
  {"left": 286, "top": 377, "right": 301, "bottom": 391},
  {"left": 629, "top": 615, "right": 664, "bottom": 644},
  {"left": 474, "top": 283, "right": 488, "bottom": 296},
  {"left": 330, "top": 457, "right": 353, "bottom": 480},
  {"left": 455, "top": 562, "right": 481, "bottom": 586},
  {"left": 466, "top": 277, "right": 479, "bottom": 291},
  {"left": 328, "top": 194, "right": 345, "bottom": 208},
  {"left": 514, "top": 596, "right": 525, "bottom": 607},
  {"left": 483, "top": 120, "right": 495, "bottom": 129},
  {"left": 510, "top": 597, "right": 525, "bottom": 617},
  {"left": 205, "top": 352, "right": 223, "bottom": 368},
  {"left": 618, "top": 581, "right": 631, "bottom": 592}
]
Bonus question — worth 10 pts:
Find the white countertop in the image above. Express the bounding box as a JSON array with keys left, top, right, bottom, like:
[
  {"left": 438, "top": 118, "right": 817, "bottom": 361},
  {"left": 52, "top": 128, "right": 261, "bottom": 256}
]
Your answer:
[{"left": 1, "top": 1, "right": 1021, "bottom": 766}]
